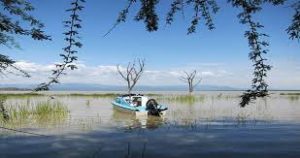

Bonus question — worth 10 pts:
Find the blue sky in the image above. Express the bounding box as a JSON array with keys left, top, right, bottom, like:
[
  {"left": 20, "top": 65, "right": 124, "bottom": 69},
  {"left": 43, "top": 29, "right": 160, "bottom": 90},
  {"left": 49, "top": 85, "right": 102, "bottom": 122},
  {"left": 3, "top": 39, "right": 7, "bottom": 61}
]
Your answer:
[{"left": 1, "top": 0, "right": 299, "bottom": 89}]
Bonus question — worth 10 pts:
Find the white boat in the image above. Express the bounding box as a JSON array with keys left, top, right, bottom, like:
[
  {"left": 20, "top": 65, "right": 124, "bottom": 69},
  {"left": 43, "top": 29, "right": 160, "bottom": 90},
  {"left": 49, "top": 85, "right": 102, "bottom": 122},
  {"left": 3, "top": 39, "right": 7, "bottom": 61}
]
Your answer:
[{"left": 111, "top": 94, "right": 168, "bottom": 116}]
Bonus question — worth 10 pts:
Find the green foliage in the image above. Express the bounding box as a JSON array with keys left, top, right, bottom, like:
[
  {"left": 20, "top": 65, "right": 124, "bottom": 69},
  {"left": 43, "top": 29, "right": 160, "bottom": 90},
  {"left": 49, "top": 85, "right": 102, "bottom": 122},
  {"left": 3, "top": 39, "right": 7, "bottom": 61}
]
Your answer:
[
  {"left": 186, "top": 0, "right": 219, "bottom": 33},
  {"left": 287, "top": 1, "right": 300, "bottom": 40},
  {"left": 109, "top": 0, "right": 219, "bottom": 34},
  {"left": 0, "top": 0, "right": 50, "bottom": 47},
  {"left": 0, "top": 54, "right": 30, "bottom": 77},
  {"left": 0, "top": 0, "right": 50, "bottom": 76},
  {"left": 35, "top": 0, "right": 85, "bottom": 91},
  {"left": 104, "top": 0, "right": 136, "bottom": 37},
  {"left": 135, "top": 0, "right": 159, "bottom": 31},
  {"left": 228, "top": 0, "right": 285, "bottom": 107},
  {"left": 166, "top": 0, "right": 184, "bottom": 25}
]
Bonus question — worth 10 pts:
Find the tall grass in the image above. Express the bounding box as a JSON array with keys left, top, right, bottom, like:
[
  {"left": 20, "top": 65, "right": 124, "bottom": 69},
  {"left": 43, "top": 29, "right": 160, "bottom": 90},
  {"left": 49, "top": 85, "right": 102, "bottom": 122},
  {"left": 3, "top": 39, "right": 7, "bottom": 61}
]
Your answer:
[
  {"left": 279, "top": 93, "right": 300, "bottom": 102},
  {"left": 0, "top": 93, "right": 42, "bottom": 98},
  {"left": 0, "top": 100, "right": 69, "bottom": 125},
  {"left": 157, "top": 95, "right": 205, "bottom": 105}
]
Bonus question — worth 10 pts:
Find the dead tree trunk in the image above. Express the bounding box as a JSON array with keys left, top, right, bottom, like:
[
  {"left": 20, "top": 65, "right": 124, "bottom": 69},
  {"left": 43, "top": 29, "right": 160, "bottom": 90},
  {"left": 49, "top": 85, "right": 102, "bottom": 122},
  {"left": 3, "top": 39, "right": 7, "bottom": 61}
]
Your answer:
[
  {"left": 117, "top": 59, "right": 145, "bottom": 94},
  {"left": 180, "top": 70, "right": 202, "bottom": 95}
]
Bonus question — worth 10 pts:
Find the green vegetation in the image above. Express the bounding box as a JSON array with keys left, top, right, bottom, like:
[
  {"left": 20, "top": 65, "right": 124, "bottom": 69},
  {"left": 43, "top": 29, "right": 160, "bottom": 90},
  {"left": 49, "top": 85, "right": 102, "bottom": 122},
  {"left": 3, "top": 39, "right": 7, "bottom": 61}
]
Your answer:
[
  {"left": 279, "top": 93, "right": 300, "bottom": 102},
  {"left": 67, "top": 93, "right": 118, "bottom": 97},
  {"left": 0, "top": 100, "right": 69, "bottom": 125},
  {"left": 280, "top": 93, "right": 300, "bottom": 96},
  {"left": 0, "top": 92, "right": 163, "bottom": 98},
  {"left": 157, "top": 95, "right": 205, "bottom": 105},
  {"left": 0, "top": 92, "right": 118, "bottom": 98},
  {"left": 0, "top": 93, "right": 42, "bottom": 98},
  {"left": 215, "top": 93, "right": 239, "bottom": 100}
]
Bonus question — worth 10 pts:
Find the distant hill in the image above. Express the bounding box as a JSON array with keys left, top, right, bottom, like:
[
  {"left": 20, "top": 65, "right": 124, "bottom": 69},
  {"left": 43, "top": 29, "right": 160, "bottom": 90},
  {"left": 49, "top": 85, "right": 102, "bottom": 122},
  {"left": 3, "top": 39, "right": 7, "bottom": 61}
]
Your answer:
[
  {"left": 0, "top": 87, "right": 32, "bottom": 91},
  {"left": 0, "top": 83, "right": 240, "bottom": 91}
]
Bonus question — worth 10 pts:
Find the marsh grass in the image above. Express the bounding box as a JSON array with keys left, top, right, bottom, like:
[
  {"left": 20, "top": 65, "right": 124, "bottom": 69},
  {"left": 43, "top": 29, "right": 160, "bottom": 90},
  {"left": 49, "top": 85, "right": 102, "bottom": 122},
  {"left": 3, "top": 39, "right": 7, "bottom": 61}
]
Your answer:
[
  {"left": 0, "top": 93, "right": 42, "bottom": 98},
  {"left": 0, "top": 100, "right": 69, "bottom": 126},
  {"left": 287, "top": 95, "right": 300, "bottom": 102},
  {"left": 0, "top": 93, "right": 117, "bottom": 98},
  {"left": 65, "top": 93, "right": 162, "bottom": 98},
  {"left": 67, "top": 93, "right": 118, "bottom": 98},
  {"left": 0, "top": 92, "right": 163, "bottom": 99},
  {"left": 157, "top": 95, "right": 205, "bottom": 105},
  {"left": 279, "top": 93, "right": 300, "bottom": 102},
  {"left": 280, "top": 92, "right": 300, "bottom": 95}
]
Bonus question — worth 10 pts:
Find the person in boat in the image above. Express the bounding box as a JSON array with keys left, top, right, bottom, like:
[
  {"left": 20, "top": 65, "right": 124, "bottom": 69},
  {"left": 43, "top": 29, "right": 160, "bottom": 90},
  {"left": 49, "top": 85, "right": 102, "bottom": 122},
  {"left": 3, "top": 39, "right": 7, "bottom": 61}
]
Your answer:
[{"left": 132, "top": 96, "right": 142, "bottom": 107}]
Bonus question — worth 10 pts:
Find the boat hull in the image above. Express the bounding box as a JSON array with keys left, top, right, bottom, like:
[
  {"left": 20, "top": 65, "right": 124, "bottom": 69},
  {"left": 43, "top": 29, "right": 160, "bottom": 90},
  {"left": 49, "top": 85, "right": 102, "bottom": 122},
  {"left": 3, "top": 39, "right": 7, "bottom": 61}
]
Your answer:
[
  {"left": 112, "top": 101, "right": 167, "bottom": 116},
  {"left": 113, "top": 105, "right": 148, "bottom": 116}
]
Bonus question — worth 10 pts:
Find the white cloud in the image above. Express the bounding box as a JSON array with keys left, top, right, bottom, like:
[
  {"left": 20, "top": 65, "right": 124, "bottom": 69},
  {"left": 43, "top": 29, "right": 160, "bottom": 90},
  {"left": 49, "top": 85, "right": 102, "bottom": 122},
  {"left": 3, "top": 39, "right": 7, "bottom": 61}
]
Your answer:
[
  {"left": 0, "top": 61, "right": 235, "bottom": 86},
  {"left": 1, "top": 60, "right": 299, "bottom": 89},
  {"left": 201, "top": 71, "right": 215, "bottom": 76},
  {"left": 13, "top": 61, "right": 54, "bottom": 73}
]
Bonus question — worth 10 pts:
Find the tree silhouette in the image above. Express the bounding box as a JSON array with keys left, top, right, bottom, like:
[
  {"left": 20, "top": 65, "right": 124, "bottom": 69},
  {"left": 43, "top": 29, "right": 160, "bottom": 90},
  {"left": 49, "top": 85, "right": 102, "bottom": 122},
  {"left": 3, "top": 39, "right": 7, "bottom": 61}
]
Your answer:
[
  {"left": 287, "top": 1, "right": 300, "bottom": 40},
  {"left": 117, "top": 59, "right": 145, "bottom": 94},
  {"left": 180, "top": 70, "right": 202, "bottom": 94},
  {"left": 0, "top": 0, "right": 84, "bottom": 91},
  {"left": 34, "top": 0, "right": 85, "bottom": 91},
  {"left": 0, "top": 54, "right": 29, "bottom": 77},
  {"left": 0, "top": 0, "right": 50, "bottom": 76}
]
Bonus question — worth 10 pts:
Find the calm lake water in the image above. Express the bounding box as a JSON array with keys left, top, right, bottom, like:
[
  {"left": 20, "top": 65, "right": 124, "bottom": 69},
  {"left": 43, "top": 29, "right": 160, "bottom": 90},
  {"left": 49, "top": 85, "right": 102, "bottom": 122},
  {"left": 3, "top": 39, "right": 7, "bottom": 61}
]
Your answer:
[{"left": 0, "top": 91, "right": 300, "bottom": 158}]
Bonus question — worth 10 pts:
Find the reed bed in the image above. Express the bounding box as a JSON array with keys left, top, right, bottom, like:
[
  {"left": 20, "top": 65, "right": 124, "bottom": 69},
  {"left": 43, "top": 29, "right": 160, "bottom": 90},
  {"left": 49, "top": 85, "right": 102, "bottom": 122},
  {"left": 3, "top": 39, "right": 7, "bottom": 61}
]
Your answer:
[
  {"left": 280, "top": 92, "right": 300, "bottom": 95},
  {"left": 0, "top": 92, "right": 162, "bottom": 99},
  {"left": 279, "top": 93, "right": 300, "bottom": 102},
  {"left": 157, "top": 95, "right": 206, "bottom": 104},
  {"left": 0, "top": 100, "right": 69, "bottom": 125},
  {"left": 0, "top": 93, "right": 42, "bottom": 98}
]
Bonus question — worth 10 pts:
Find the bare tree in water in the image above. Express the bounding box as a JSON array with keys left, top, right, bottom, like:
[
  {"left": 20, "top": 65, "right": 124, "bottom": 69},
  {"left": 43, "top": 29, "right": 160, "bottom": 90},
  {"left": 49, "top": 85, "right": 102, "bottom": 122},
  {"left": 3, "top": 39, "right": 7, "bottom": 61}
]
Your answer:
[
  {"left": 117, "top": 59, "right": 145, "bottom": 94},
  {"left": 180, "top": 70, "right": 202, "bottom": 95}
]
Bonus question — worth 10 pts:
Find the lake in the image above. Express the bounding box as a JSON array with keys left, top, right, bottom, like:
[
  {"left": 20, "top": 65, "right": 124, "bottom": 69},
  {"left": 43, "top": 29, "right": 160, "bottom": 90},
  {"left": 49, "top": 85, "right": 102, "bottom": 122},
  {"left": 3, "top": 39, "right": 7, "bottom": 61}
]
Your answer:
[{"left": 0, "top": 91, "right": 300, "bottom": 158}]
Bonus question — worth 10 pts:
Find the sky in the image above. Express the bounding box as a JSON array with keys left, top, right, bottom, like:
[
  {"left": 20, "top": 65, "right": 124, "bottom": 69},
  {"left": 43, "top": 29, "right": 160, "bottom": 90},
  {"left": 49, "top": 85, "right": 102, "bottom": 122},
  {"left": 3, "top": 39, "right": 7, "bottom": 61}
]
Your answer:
[{"left": 0, "top": 0, "right": 300, "bottom": 89}]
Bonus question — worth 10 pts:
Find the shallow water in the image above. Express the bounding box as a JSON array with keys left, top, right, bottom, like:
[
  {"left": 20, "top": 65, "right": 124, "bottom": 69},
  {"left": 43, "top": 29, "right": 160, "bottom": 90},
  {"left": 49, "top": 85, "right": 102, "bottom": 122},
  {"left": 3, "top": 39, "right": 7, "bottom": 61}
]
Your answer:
[{"left": 0, "top": 91, "right": 300, "bottom": 158}]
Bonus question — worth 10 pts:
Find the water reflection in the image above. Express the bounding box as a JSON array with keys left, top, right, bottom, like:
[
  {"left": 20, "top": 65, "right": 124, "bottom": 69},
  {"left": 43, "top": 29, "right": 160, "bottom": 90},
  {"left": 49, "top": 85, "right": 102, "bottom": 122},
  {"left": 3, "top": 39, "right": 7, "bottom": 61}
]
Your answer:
[
  {"left": 0, "top": 91, "right": 300, "bottom": 158},
  {"left": 112, "top": 108, "right": 165, "bottom": 130}
]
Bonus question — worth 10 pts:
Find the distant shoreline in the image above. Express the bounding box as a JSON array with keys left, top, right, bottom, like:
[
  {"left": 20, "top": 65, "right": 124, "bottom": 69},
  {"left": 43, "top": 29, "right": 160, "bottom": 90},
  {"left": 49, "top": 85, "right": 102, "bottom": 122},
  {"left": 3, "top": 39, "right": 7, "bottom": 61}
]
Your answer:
[
  {"left": 1, "top": 83, "right": 300, "bottom": 92},
  {"left": 1, "top": 88, "right": 300, "bottom": 92}
]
